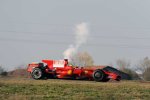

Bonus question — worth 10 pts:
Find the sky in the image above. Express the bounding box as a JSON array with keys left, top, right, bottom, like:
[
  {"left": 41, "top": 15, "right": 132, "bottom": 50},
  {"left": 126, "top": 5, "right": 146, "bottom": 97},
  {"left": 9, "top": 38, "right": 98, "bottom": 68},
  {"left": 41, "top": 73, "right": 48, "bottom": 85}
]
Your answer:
[{"left": 0, "top": 0, "right": 150, "bottom": 70}]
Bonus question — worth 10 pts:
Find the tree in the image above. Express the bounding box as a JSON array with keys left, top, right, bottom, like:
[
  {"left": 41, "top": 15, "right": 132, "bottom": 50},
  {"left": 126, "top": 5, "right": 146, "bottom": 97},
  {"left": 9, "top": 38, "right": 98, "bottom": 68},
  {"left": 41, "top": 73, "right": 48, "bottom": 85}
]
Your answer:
[
  {"left": 1, "top": 71, "right": 8, "bottom": 76},
  {"left": 0, "top": 66, "right": 4, "bottom": 74},
  {"left": 116, "top": 59, "right": 130, "bottom": 70},
  {"left": 138, "top": 57, "right": 150, "bottom": 72},
  {"left": 142, "top": 67, "right": 150, "bottom": 81},
  {"left": 116, "top": 59, "right": 139, "bottom": 80},
  {"left": 70, "top": 51, "right": 94, "bottom": 67},
  {"left": 137, "top": 57, "right": 150, "bottom": 81},
  {"left": 0, "top": 66, "right": 8, "bottom": 76}
]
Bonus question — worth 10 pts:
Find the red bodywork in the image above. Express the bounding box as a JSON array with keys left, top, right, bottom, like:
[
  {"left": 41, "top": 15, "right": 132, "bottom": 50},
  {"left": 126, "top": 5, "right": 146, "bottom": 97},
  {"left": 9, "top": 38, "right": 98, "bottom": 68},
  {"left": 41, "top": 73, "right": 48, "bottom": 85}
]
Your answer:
[{"left": 27, "top": 59, "right": 121, "bottom": 81}]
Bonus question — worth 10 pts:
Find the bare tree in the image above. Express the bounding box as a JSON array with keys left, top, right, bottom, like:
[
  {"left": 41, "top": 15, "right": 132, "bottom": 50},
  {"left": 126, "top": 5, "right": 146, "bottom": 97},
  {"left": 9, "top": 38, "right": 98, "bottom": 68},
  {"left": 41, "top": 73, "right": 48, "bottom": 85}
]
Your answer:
[
  {"left": 116, "top": 59, "right": 139, "bottom": 80},
  {"left": 137, "top": 57, "right": 150, "bottom": 81},
  {"left": 138, "top": 57, "right": 150, "bottom": 72},
  {"left": 116, "top": 59, "right": 130, "bottom": 70},
  {"left": 143, "top": 67, "right": 150, "bottom": 81},
  {"left": 70, "top": 51, "right": 94, "bottom": 67}
]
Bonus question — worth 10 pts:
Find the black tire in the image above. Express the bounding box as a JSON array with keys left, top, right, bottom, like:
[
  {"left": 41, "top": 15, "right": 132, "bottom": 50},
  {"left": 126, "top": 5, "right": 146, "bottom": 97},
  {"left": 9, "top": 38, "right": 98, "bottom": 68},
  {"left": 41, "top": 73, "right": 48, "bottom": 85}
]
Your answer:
[
  {"left": 31, "top": 68, "right": 43, "bottom": 80},
  {"left": 93, "top": 69, "right": 105, "bottom": 82}
]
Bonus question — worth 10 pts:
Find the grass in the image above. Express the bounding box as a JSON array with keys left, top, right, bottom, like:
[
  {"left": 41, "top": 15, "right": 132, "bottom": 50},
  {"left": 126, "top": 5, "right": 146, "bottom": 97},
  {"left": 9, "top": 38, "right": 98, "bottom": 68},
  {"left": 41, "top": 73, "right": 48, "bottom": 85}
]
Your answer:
[{"left": 0, "top": 78, "right": 150, "bottom": 100}]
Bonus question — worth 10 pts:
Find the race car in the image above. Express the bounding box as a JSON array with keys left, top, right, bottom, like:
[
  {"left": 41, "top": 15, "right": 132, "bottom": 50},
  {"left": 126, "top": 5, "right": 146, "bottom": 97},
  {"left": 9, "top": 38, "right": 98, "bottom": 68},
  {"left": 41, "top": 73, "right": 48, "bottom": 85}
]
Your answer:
[{"left": 27, "top": 59, "right": 121, "bottom": 82}]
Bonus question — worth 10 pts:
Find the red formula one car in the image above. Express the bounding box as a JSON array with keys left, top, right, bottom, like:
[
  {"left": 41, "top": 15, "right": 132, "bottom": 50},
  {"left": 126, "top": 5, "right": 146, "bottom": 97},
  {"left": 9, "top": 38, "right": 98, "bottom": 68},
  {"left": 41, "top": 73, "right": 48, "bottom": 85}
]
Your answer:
[{"left": 27, "top": 59, "right": 121, "bottom": 82}]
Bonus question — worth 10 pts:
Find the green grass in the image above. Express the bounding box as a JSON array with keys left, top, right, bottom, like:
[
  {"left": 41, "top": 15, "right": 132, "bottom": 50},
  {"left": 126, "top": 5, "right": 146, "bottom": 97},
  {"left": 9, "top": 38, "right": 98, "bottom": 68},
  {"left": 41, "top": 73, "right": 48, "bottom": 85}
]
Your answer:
[{"left": 0, "top": 78, "right": 150, "bottom": 100}]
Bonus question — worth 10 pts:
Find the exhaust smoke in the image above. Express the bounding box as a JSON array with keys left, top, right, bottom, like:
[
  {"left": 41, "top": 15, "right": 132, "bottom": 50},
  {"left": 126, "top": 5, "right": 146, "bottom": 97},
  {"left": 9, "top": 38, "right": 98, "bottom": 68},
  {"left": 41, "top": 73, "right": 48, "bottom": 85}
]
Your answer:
[{"left": 63, "top": 22, "right": 89, "bottom": 61}]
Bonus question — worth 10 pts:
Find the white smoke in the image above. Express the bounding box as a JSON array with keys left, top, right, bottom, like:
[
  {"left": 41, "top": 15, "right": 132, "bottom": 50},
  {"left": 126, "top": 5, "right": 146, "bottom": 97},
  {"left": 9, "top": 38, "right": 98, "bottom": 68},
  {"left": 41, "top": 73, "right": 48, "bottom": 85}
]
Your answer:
[
  {"left": 63, "top": 45, "right": 77, "bottom": 60},
  {"left": 63, "top": 22, "right": 89, "bottom": 61}
]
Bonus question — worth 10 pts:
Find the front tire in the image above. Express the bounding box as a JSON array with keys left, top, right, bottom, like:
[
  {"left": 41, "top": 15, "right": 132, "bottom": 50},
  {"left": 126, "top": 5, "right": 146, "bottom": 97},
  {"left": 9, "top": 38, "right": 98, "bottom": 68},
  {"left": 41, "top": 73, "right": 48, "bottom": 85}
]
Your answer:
[
  {"left": 93, "top": 69, "right": 105, "bottom": 82},
  {"left": 31, "top": 68, "right": 43, "bottom": 80}
]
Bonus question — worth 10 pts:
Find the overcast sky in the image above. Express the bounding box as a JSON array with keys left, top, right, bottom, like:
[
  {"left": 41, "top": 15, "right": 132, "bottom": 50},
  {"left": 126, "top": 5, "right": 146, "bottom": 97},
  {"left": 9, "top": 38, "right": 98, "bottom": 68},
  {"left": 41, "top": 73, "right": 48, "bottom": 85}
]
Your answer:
[{"left": 0, "top": 0, "right": 150, "bottom": 70}]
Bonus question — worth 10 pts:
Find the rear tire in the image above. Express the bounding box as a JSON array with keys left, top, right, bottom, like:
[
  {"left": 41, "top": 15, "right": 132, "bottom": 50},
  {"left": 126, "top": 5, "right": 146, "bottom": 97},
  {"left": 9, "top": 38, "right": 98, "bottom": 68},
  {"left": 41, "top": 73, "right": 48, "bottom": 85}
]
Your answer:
[
  {"left": 93, "top": 69, "right": 105, "bottom": 82},
  {"left": 31, "top": 68, "right": 43, "bottom": 80}
]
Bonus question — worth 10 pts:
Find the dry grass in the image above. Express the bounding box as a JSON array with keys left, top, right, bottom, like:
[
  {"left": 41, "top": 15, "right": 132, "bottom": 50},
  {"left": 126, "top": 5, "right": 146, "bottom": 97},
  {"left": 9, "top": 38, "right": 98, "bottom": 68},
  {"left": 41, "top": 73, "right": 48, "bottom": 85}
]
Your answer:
[{"left": 0, "top": 78, "right": 150, "bottom": 100}]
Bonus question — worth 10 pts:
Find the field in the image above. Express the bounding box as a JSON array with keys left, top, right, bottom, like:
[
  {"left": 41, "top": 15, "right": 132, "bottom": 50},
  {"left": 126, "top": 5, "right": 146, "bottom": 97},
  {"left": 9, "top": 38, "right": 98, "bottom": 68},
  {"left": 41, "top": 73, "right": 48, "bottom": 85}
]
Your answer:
[{"left": 0, "top": 78, "right": 150, "bottom": 100}]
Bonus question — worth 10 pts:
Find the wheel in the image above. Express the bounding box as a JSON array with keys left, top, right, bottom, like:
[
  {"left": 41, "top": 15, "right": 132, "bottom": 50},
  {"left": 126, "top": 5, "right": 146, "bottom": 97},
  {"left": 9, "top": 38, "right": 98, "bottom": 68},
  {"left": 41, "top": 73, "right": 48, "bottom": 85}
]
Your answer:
[
  {"left": 93, "top": 69, "right": 105, "bottom": 82},
  {"left": 31, "top": 68, "right": 43, "bottom": 80}
]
